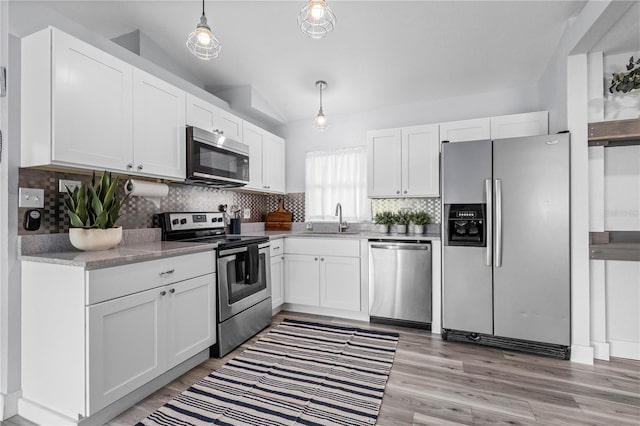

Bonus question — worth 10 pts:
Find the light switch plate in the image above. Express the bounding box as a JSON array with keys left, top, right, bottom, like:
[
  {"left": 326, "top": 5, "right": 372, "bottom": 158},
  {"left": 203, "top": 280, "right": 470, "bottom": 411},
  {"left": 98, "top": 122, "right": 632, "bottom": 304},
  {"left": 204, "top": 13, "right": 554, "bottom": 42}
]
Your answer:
[
  {"left": 59, "top": 179, "right": 81, "bottom": 193},
  {"left": 19, "top": 187, "right": 44, "bottom": 208},
  {"left": 243, "top": 208, "right": 251, "bottom": 219}
]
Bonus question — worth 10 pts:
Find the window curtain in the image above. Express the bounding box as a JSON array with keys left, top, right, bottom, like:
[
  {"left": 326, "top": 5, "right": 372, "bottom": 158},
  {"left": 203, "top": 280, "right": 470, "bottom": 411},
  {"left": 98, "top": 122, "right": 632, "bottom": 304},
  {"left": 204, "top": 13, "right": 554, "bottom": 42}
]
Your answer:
[{"left": 305, "top": 146, "right": 371, "bottom": 222}]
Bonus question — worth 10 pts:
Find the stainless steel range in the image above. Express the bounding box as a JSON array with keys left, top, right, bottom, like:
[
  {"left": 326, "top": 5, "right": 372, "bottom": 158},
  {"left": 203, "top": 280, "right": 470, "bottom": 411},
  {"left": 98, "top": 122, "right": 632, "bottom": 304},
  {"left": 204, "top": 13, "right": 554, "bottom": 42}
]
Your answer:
[{"left": 159, "top": 212, "right": 272, "bottom": 357}]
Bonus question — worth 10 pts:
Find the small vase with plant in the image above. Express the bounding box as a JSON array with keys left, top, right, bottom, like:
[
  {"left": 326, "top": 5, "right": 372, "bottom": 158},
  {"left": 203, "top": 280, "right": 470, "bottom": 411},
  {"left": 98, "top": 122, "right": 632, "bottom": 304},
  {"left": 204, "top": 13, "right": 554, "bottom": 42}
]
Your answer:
[
  {"left": 410, "top": 211, "right": 431, "bottom": 234},
  {"left": 373, "top": 211, "right": 394, "bottom": 233},
  {"left": 394, "top": 210, "right": 411, "bottom": 234},
  {"left": 65, "top": 171, "right": 128, "bottom": 251}
]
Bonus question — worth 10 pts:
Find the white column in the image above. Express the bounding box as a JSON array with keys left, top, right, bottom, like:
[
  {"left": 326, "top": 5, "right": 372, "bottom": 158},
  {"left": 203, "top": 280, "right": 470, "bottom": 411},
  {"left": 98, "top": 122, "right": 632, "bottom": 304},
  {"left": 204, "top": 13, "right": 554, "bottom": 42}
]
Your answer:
[
  {"left": 589, "top": 259, "right": 610, "bottom": 360},
  {"left": 567, "top": 54, "right": 594, "bottom": 364}
]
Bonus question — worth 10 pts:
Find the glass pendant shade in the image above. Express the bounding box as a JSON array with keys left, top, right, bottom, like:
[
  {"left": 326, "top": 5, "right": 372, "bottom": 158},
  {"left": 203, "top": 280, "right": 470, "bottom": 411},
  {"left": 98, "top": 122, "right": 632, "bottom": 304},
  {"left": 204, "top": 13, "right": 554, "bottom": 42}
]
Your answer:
[
  {"left": 312, "top": 80, "right": 329, "bottom": 131},
  {"left": 186, "top": 1, "right": 221, "bottom": 60},
  {"left": 298, "top": 0, "right": 337, "bottom": 39}
]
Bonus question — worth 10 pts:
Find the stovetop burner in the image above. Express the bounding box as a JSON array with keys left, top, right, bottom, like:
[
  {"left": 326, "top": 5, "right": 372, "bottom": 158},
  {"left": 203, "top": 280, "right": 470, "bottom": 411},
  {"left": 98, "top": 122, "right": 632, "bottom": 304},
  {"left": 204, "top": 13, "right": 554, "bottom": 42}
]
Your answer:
[{"left": 158, "top": 211, "right": 268, "bottom": 249}]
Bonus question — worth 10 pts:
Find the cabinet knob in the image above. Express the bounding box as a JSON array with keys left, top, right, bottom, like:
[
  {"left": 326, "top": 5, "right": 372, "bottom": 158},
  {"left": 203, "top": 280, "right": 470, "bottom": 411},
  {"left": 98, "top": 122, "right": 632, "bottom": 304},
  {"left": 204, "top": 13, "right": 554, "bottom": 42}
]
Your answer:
[
  {"left": 137, "top": 164, "right": 143, "bottom": 170},
  {"left": 314, "top": 257, "right": 318, "bottom": 261},
  {"left": 320, "top": 258, "right": 324, "bottom": 261},
  {"left": 404, "top": 190, "right": 407, "bottom": 194},
  {"left": 160, "top": 290, "right": 166, "bottom": 296},
  {"left": 396, "top": 191, "right": 400, "bottom": 194},
  {"left": 282, "top": 256, "right": 285, "bottom": 260},
  {"left": 126, "top": 163, "right": 133, "bottom": 169},
  {"left": 169, "top": 288, "right": 175, "bottom": 294}
]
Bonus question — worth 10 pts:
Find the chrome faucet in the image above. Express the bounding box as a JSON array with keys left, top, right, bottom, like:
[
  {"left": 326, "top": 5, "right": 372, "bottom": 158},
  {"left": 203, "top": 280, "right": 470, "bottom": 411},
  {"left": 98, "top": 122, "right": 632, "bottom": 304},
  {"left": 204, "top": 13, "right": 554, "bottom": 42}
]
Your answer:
[{"left": 335, "top": 203, "right": 349, "bottom": 232}]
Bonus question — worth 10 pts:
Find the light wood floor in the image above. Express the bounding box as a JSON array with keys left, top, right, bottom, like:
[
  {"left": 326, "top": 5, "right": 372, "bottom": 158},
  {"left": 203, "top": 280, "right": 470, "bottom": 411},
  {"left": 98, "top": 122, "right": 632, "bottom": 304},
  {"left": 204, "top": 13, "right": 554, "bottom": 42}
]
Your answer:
[{"left": 5, "top": 311, "right": 640, "bottom": 425}]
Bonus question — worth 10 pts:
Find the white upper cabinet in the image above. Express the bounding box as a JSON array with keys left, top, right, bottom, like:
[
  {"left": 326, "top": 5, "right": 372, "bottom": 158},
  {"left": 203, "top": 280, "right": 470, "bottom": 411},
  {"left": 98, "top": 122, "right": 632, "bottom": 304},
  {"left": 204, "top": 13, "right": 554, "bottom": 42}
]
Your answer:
[
  {"left": 439, "top": 118, "right": 491, "bottom": 143},
  {"left": 368, "top": 124, "right": 440, "bottom": 198},
  {"left": 21, "top": 27, "right": 186, "bottom": 181},
  {"left": 490, "top": 111, "right": 549, "bottom": 139},
  {"left": 133, "top": 69, "right": 185, "bottom": 179},
  {"left": 242, "top": 121, "right": 285, "bottom": 194},
  {"left": 185, "top": 94, "right": 243, "bottom": 141}
]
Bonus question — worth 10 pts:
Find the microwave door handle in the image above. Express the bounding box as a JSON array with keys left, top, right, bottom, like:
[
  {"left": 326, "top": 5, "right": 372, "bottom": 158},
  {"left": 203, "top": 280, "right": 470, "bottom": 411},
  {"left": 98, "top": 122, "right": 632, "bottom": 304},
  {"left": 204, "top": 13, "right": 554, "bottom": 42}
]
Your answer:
[{"left": 485, "top": 178, "right": 492, "bottom": 267}]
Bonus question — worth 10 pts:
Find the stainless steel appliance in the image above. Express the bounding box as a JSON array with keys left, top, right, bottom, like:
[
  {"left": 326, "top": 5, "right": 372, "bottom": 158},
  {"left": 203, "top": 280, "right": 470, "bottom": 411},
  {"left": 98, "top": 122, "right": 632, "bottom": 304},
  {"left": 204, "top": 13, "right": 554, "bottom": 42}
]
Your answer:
[
  {"left": 186, "top": 126, "right": 250, "bottom": 187},
  {"left": 369, "top": 241, "right": 432, "bottom": 327},
  {"left": 441, "top": 134, "right": 571, "bottom": 359},
  {"left": 159, "top": 212, "right": 271, "bottom": 357}
]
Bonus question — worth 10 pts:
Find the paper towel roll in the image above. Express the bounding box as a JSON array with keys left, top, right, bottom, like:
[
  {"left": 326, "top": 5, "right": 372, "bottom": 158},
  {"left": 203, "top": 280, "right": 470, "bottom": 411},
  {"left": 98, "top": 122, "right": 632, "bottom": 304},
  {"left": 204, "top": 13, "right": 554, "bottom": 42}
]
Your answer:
[{"left": 125, "top": 179, "right": 169, "bottom": 208}]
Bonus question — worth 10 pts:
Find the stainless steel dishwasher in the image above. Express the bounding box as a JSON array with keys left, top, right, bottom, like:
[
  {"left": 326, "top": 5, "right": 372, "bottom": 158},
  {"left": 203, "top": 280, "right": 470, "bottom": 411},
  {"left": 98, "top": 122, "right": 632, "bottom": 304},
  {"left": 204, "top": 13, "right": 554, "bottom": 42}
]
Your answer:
[{"left": 369, "top": 241, "right": 432, "bottom": 327}]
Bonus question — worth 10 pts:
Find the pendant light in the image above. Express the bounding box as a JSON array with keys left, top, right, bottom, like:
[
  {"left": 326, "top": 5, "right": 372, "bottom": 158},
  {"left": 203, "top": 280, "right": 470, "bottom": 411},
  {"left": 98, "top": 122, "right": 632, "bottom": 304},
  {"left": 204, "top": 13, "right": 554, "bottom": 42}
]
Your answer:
[
  {"left": 312, "top": 80, "right": 329, "bottom": 132},
  {"left": 298, "top": 0, "right": 337, "bottom": 39},
  {"left": 186, "top": 0, "right": 221, "bottom": 60}
]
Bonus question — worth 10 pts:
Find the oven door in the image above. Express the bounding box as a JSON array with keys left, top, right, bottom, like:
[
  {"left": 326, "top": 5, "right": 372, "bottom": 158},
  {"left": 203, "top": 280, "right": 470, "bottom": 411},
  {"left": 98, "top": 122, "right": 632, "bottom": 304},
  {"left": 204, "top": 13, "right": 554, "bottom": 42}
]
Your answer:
[{"left": 217, "top": 242, "right": 271, "bottom": 322}]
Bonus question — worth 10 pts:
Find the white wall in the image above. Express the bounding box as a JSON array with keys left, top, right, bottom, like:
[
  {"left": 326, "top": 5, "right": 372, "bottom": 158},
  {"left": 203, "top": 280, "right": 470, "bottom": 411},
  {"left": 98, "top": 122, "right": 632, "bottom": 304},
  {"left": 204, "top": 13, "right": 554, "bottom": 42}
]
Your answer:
[{"left": 280, "top": 85, "right": 539, "bottom": 193}]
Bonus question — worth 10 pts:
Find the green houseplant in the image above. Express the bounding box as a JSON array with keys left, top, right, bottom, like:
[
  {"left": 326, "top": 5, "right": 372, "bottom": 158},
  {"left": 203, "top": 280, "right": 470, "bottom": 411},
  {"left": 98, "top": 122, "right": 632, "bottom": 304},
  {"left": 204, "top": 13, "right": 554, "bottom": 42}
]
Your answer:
[
  {"left": 65, "top": 171, "right": 128, "bottom": 251},
  {"left": 410, "top": 211, "right": 431, "bottom": 234},
  {"left": 373, "top": 211, "right": 394, "bottom": 233},
  {"left": 393, "top": 210, "right": 411, "bottom": 234}
]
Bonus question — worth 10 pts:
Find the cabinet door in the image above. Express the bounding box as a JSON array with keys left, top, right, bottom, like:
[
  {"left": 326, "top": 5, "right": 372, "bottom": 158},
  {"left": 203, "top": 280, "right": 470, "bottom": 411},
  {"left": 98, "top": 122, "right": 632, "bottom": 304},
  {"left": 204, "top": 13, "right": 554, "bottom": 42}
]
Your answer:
[
  {"left": 402, "top": 124, "right": 440, "bottom": 197},
  {"left": 216, "top": 109, "right": 243, "bottom": 141},
  {"left": 53, "top": 29, "right": 133, "bottom": 171},
  {"left": 490, "top": 111, "right": 548, "bottom": 139},
  {"left": 367, "top": 129, "right": 402, "bottom": 197},
  {"left": 87, "top": 286, "right": 164, "bottom": 415},
  {"left": 166, "top": 275, "right": 216, "bottom": 368},
  {"left": 319, "top": 256, "right": 360, "bottom": 311},
  {"left": 439, "top": 118, "right": 490, "bottom": 143},
  {"left": 284, "top": 254, "right": 320, "bottom": 306},
  {"left": 133, "top": 69, "right": 186, "bottom": 179},
  {"left": 271, "top": 256, "right": 285, "bottom": 309},
  {"left": 185, "top": 93, "right": 216, "bottom": 132},
  {"left": 243, "top": 122, "right": 264, "bottom": 190},
  {"left": 263, "top": 134, "right": 286, "bottom": 193}
]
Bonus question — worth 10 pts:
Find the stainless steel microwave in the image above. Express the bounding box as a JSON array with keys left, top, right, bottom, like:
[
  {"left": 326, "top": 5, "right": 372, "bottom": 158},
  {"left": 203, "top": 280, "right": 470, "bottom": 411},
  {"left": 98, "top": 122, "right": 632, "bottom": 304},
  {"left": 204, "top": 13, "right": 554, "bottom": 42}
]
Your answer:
[{"left": 186, "top": 126, "right": 250, "bottom": 187}]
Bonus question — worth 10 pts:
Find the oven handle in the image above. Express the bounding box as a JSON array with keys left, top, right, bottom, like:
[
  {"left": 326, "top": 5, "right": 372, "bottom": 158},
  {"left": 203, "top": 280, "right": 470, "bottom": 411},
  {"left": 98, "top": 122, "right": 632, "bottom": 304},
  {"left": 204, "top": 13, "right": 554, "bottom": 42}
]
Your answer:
[{"left": 218, "top": 242, "right": 270, "bottom": 258}]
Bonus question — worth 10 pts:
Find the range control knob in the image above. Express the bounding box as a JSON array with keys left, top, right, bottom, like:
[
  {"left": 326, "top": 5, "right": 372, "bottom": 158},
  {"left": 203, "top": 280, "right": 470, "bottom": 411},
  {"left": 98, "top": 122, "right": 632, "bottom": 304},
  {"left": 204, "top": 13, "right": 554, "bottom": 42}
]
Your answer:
[
  {"left": 180, "top": 218, "right": 187, "bottom": 225},
  {"left": 217, "top": 217, "right": 223, "bottom": 222},
  {"left": 171, "top": 219, "right": 179, "bottom": 225}
]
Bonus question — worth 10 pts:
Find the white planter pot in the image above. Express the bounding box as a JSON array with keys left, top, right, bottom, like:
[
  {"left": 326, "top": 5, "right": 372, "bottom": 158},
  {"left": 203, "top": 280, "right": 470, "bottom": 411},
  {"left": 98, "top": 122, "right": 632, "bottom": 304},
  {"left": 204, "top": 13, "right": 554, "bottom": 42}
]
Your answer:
[
  {"left": 407, "top": 224, "right": 416, "bottom": 234},
  {"left": 396, "top": 224, "right": 407, "bottom": 234},
  {"left": 414, "top": 224, "right": 425, "bottom": 234},
  {"left": 375, "top": 224, "right": 389, "bottom": 233},
  {"left": 69, "top": 226, "right": 123, "bottom": 251}
]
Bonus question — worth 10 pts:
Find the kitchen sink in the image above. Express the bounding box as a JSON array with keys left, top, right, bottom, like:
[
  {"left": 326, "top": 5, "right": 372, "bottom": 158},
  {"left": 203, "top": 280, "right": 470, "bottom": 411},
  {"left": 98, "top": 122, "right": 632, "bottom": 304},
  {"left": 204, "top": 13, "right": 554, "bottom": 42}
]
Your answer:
[{"left": 306, "top": 231, "right": 361, "bottom": 235}]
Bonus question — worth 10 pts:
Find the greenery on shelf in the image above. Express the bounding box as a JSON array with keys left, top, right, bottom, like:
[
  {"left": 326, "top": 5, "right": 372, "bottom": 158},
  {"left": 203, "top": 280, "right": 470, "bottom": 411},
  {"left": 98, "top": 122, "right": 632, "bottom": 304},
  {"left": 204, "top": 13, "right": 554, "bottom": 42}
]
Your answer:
[
  {"left": 410, "top": 211, "right": 431, "bottom": 226},
  {"left": 373, "top": 211, "right": 395, "bottom": 226},
  {"left": 610, "top": 56, "right": 640, "bottom": 94},
  {"left": 65, "top": 171, "right": 128, "bottom": 229},
  {"left": 393, "top": 210, "right": 411, "bottom": 225}
]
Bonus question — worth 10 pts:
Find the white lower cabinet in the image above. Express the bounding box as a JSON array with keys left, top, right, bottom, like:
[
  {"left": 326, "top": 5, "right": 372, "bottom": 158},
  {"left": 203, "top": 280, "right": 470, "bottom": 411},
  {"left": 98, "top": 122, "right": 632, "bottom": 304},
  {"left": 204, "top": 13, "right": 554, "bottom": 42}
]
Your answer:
[
  {"left": 270, "top": 239, "right": 285, "bottom": 310},
  {"left": 21, "top": 251, "right": 216, "bottom": 423},
  {"left": 283, "top": 239, "right": 360, "bottom": 312}
]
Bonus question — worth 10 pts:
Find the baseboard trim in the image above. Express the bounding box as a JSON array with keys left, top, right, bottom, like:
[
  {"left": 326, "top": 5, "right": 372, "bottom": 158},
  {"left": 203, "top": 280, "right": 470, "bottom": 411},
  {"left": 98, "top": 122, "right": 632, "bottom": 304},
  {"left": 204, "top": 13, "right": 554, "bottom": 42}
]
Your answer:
[
  {"left": 610, "top": 339, "right": 640, "bottom": 360},
  {"left": 0, "top": 390, "right": 21, "bottom": 420},
  {"left": 19, "top": 349, "right": 209, "bottom": 425},
  {"left": 570, "top": 344, "right": 595, "bottom": 364},
  {"left": 282, "top": 304, "right": 369, "bottom": 322},
  {"left": 591, "top": 341, "right": 610, "bottom": 360}
]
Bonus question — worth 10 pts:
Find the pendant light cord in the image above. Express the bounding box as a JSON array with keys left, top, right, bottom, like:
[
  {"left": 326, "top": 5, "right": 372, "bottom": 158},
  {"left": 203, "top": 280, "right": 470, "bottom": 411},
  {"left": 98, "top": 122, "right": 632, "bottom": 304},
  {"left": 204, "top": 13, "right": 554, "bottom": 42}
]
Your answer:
[{"left": 202, "top": 0, "right": 205, "bottom": 17}]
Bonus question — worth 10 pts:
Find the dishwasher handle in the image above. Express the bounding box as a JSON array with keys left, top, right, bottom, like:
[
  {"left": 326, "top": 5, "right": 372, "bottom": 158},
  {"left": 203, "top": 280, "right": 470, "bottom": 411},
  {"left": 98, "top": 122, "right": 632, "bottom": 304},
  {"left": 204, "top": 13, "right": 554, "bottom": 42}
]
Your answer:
[{"left": 370, "top": 243, "right": 431, "bottom": 251}]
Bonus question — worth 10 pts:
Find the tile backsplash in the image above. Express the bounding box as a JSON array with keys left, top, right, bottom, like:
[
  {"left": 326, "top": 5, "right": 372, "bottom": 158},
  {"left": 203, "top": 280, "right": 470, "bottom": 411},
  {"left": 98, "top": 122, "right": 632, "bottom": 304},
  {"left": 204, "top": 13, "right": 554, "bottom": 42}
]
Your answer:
[{"left": 17, "top": 169, "right": 439, "bottom": 235}]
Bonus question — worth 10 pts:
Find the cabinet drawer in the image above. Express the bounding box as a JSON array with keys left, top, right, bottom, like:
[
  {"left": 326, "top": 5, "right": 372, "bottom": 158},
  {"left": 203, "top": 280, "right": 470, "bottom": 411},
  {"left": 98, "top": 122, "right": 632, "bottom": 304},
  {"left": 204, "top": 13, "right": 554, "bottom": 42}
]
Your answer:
[
  {"left": 87, "top": 251, "right": 215, "bottom": 305},
  {"left": 270, "top": 239, "right": 284, "bottom": 257},
  {"left": 284, "top": 238, "right": 360, "bottom": 257}
]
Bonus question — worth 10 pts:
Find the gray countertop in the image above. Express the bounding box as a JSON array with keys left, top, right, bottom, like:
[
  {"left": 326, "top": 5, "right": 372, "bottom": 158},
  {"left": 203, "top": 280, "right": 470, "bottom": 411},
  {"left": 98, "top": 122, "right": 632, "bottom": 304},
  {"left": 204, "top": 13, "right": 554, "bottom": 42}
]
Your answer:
[
  {"left": 19, "top": 229, "right": 440, "bottom": 269},
  {"left": 20, "top": 241, "right": 217, "bottom": 269}
]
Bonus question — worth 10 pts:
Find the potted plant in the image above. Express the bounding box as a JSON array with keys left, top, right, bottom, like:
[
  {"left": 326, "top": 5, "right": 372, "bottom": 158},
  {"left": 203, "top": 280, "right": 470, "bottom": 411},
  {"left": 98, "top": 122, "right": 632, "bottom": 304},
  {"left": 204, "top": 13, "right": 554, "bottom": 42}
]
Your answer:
[
  {"left": 65, "top": 171, "right": 128, "bottom": 251},
  {"left": 410, "top": 211, "right": 431, "bottom": 234},
  {"left": 393, "top": 210, "right": 411, "bottom": 234},
  {"left": 373, "top": 211, "right": 394, "bottom": 233}
]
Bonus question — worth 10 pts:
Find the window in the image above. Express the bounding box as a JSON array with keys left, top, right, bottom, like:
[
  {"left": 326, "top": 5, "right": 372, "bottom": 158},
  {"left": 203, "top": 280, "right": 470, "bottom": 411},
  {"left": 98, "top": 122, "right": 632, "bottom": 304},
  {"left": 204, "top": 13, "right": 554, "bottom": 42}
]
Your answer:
[{"left": 305, "top": 146, "right": 371, "bottom": 222}]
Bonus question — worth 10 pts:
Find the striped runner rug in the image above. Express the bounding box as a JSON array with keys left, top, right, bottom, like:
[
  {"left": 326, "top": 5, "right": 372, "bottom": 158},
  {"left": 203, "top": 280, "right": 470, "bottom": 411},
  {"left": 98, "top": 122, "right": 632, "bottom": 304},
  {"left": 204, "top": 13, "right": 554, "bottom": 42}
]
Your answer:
[{"left": 137, "top": 318, "right": 399, "bottom": 426}]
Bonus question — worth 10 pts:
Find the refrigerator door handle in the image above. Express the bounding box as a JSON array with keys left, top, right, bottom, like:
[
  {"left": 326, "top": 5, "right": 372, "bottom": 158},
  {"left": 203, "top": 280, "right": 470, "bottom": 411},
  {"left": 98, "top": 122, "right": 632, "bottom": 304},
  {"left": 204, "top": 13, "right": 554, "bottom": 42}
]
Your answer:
[
  {"left": 485, "top": 178, "right": 492, "bottom": 267},
  {"left": 495, "top": 179, "right": 503, "bottom": 268}
]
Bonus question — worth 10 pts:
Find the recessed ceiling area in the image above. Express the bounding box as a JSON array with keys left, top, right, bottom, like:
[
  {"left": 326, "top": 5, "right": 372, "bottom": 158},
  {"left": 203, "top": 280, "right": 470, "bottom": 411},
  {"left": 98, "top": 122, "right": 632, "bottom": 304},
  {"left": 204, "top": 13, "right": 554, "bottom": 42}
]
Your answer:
[{"left": 9, "top": 1, "right": 592, "bottom": 123}]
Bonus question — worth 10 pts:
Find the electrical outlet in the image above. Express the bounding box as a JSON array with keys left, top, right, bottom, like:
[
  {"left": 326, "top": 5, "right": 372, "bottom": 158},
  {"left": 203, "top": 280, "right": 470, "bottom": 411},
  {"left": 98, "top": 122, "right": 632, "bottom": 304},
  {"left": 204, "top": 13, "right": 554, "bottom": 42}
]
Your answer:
[
  {"left": 59, "top": 179, "right": 82, "bottom": 193},
  {"left": 19, "top": 187, "right": 44, "bottom": 208},
  {"left": 243, "top": 208, "right": 251, "bottom": 219}
]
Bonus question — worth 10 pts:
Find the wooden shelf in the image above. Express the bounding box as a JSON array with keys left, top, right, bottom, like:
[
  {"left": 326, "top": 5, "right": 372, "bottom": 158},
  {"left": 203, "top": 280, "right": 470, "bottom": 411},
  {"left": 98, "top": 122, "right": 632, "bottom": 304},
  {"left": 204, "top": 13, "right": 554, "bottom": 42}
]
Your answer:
[{"left": 588, "top": 118, "right": 640, "bottom": 142}]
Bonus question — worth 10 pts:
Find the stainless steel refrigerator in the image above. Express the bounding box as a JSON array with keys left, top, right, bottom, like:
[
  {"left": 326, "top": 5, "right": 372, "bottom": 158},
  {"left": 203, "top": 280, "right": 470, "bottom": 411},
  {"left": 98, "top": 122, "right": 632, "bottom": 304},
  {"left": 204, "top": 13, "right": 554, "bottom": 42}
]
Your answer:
[{"left": 441, "top": 134, "right": 570, "bottom": 358}]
